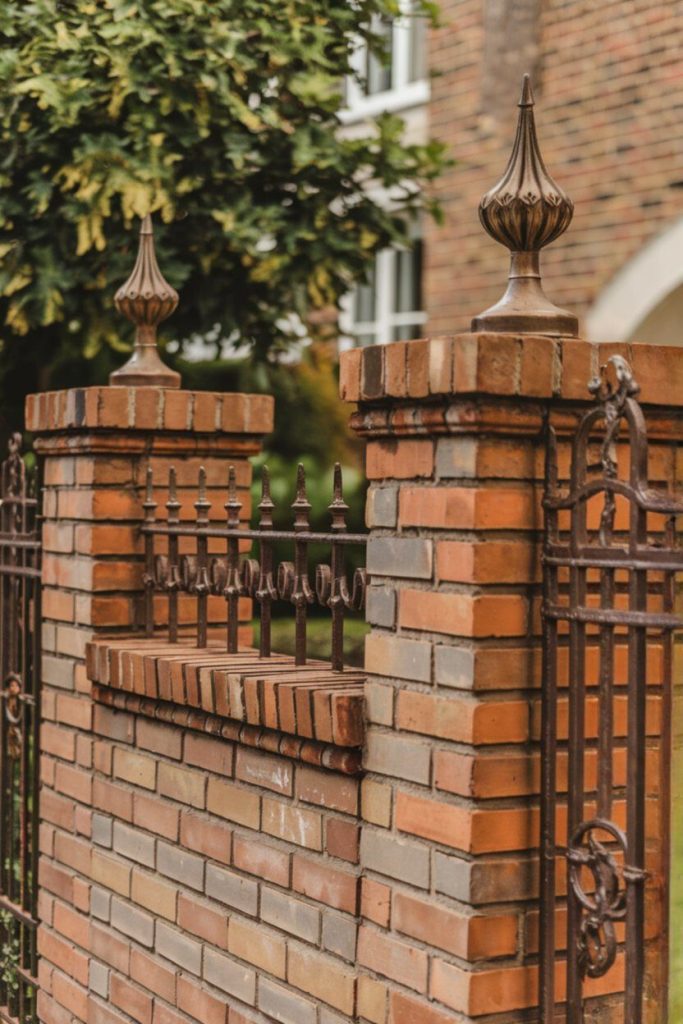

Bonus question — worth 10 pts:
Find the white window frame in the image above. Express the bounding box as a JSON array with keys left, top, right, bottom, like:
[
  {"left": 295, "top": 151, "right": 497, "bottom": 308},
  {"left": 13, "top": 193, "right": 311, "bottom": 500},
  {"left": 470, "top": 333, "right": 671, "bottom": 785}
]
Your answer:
[
  {"left": 339, "top": 239, "right": 426, "bottom": 350},
  {"left": 340, "top": 0, "right": 430, "bottom": 124}
]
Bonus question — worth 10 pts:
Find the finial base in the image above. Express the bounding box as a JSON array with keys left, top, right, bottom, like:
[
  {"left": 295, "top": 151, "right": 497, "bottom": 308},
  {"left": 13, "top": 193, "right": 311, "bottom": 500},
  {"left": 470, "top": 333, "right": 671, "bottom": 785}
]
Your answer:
[
  {"left": 109, "top": 341, "right": 181, "bottom": 389},
  {"left": 471, "top": 251, "right": 578, "bottom": 338}
]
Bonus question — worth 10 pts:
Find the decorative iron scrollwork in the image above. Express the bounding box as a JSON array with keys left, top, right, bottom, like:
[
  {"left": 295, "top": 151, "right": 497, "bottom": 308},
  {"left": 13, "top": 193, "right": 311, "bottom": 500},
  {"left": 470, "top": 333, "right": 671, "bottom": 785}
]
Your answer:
[
  {"left": 587, "top": 355, "right": 641, "bottom": 546},
  {"left": 2, "top": 674, "right": 24, "bottom": 760},
  {"left": 567, "top": 818, "right": 646, "bottom": 980},
  {"left": 142, "top": 459, "right": 367, "bottom": 669}
]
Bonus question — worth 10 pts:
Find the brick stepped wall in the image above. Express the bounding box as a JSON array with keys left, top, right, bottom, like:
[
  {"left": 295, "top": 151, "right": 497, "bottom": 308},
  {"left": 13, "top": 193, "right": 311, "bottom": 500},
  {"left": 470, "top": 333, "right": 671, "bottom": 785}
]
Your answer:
[
  {"left": 29, "top": 338, "right": 683, "bottom": 1024},
  {"left": 74, "top": 653, "right": 364, "bottom": 1024}
]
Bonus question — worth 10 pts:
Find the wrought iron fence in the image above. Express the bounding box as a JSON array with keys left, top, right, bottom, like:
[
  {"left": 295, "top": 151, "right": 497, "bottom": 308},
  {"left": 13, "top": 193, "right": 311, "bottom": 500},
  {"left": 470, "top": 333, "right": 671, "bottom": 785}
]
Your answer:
[
  {"left": 540, "top": 356, "right": 683, "bottom": 1024},
  {"left": 0, "top": 435, "right": 41, "bottom": 1024},
  {"left": 141, "top": 461, "right": 367, "bottom": 671}
]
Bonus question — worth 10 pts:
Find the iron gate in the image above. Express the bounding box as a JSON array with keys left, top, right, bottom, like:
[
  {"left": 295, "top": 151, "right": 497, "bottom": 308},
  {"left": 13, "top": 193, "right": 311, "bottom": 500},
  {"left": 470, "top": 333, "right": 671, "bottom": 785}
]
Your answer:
[
  {"left": 540, "top": 356, "right": 683, "bottom": 1023},
  {"left": 0, "top": 435, "right": 41, "bottom": 1024}
]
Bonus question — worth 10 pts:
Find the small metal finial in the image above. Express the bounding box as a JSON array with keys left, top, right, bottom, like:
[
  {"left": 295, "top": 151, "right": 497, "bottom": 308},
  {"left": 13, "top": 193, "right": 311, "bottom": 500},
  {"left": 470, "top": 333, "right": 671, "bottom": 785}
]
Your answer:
[
  {"left": 166, "top": 467, "right": 181, "bottom": 521},
  {"left": 195, "top": 466, "right": 211, "bottom": 526},
  {"left": 225, "top": 465, "right": 242, "bottom": 529},
  {"left": 259, "top": 466, "right": 275, "bottom": 530},
  {"left": 110, "top": 214, "right": 182, "bottom": 388},
  {"left": 292, "top": 463, "right": 311, "bottom": 532},
  {"left": 472, "top": 75, "right": 578, "bottom": 337},
  {"left": 143, "top": 466, "right": 157, "bottom": 520},
  {"left": 328, "top": 463, "right": 349, "bottom": 532}
]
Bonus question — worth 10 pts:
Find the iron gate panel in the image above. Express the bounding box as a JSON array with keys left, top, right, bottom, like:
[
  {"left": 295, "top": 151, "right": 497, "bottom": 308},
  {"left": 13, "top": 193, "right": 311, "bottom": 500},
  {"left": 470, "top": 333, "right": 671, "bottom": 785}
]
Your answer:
[
  {"left": 0, "top": 435, "right": 41, "bottom": 1024},
  {"left": 541, "top": 356, "right": 683, "bottom": 1024}
]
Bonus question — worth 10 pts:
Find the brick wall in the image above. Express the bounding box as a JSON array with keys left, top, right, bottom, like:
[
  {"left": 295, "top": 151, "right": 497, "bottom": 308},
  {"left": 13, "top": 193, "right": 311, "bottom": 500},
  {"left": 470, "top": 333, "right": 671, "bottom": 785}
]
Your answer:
[
  {"left": 425, "top": 0, "right": 683, "bottom": 338},
  {"left": 340, "top": 334, "right": 683, "bottom": 1024},
  {"left": 27, "top": 333, "right": 683, "bottom": 1024}
]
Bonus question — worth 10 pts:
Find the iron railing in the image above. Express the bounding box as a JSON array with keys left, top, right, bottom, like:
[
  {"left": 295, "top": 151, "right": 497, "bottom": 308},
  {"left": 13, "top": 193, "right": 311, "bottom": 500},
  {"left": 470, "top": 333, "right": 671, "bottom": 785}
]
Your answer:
[
  {"left": 540, "top": 356, "right": 683, "bottom": 1024},
  {"left": 0, "top": 435, "right": 41, "bottom": 1024},
  {"left": 141, "top": 462, "right": 367, "bottom": 671}
]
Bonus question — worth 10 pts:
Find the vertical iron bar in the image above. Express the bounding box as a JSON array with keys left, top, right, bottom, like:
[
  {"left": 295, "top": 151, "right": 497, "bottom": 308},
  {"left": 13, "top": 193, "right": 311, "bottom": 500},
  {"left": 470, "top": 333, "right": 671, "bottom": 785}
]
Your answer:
[
  {"left": 625, "top": 502, "right": 648, "bottom": 1024},
  {"left": 292, "top": 464, "right": 312, "bottom": 666},
  {"left": 597, "top": 564, "right": 616, "bottom": 819},
  {"left": 660, "top": 516, "right": 676, "bottom": 1021},
  {"left": 166, "top": 467, "right": 180, "bottom": 644},
  {"left": 194, "top": 467, "right": 211, "bottom": 648},
  {"left": 225, "top": 466, "right": 242, "bottom": 654},
  {"left": 540, "top": 425, "right": 559, "bottom": 1024},
  {"left": 143, "top": 467, "right": 157, "bottom": 637},
  {"left": 0, "top": 453, "right": 8, "bottom": 1013},
  {"left": 566, "top": 473, "right": 588, "bottom": 1024},
  {"left": 29, "top": 465, "right": 41, "bottom": 1020},
  {"left": 256, "top": 467, "right": 274, "bottom": 659},
  {"left": 328, "top": 464, "right": 349, "bottom": 673},
  {"left": 19, "top": 461, "right": 30, "bottom": 1024}
]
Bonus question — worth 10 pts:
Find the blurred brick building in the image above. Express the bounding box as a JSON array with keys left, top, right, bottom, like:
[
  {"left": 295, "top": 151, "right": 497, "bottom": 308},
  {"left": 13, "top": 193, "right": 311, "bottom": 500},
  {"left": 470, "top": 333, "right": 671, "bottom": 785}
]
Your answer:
[{"left": 343, "top": 0, "right": 683, "bottom": 347}]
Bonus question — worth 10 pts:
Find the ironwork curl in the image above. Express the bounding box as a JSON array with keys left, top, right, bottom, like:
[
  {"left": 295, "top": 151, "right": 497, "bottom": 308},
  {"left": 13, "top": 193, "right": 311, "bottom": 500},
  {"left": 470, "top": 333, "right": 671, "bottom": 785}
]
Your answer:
[
  {"left": 566, "top": 819, "right": 636, "bottom": 979},
  {"left": 2, "top": 673, "right": 23, "bottom": 760},
  {"left": 141, "top": 460, "right": 367, "bottom": 670}
]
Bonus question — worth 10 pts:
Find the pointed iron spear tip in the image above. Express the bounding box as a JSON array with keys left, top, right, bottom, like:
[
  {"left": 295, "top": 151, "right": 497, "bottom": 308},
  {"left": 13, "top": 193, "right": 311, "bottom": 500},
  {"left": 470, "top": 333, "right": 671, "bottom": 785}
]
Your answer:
[
  {"left": 261, "top": 465, "right": 271, "bottom": 498},
  {"left": 296, "top": 463, "right": 306, "bottom": 497},
  {"left": 109, "top": 213, "right": 182, "bottom": 388},
  {"left": 519, "top": 73, "right": 533, "bottom": 106},
  {"left": 333, "top": 463, "right": 342, "bottom": 497},
  {"left": 471, "top": 74, "right": 578, "bottom": 338}
]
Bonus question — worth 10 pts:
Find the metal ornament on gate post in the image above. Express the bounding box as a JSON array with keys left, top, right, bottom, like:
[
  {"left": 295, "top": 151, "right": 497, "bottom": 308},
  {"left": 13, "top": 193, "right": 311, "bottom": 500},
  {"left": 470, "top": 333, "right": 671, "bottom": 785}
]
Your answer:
[
  {"left": 540, "top": 355, "right": 683, "bottom": 1024},
  {"left": 110, "top": 214, "right": 181, "bottom": 388},
  {"left": 472, "top": 75, "right": 578, "bottom": 337}
]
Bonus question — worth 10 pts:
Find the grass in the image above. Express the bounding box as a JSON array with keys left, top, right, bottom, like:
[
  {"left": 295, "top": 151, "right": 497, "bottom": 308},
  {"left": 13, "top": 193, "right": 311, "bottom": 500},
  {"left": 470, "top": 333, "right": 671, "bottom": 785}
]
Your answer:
[{"left": 252, "top": 615, "right": 368, "bottom": 668}]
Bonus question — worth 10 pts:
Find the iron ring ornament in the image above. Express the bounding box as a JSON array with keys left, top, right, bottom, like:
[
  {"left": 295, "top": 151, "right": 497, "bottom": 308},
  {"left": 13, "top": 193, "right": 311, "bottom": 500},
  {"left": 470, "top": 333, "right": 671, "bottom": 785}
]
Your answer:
[
  {"left": 2, "top": 673, "right": 24, "bottom": 760},
  {"left": 567, "top": 818, "right": 647, "bottom": 981}
]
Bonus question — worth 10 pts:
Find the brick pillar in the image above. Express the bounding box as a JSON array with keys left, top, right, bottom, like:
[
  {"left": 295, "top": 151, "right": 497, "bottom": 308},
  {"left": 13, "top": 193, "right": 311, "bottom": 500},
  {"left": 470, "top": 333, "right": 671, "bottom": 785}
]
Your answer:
[
  {"left": 26, "top": 384, "right": 272, "bottom": 1024},
  {"left": 340, "top": 335, "right": 683, "bottom": 1024}
]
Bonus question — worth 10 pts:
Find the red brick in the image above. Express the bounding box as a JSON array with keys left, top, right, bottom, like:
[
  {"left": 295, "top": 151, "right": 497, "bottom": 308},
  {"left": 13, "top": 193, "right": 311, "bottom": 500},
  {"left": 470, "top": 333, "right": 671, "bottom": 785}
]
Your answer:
[
  {"left": 232, "top": 833, "right": 290, "bottom": 886},
  {"left": 110, "top": 975, "right": 153, "bottom": 1024},
  {"left": 358, "top": 925, "right": 428, "bottom": 993},
  {"left": 292, "top": 854, "right": 358, "bottom": 913},
  {"left": 177, "top": 976, "right": 228, "bottom": 1024},
  {"left": 366, "top": 439, "right": 434, "bottom": 480},
  {"left": 177, "top": 892, "right": 229, "bottom": 948}
]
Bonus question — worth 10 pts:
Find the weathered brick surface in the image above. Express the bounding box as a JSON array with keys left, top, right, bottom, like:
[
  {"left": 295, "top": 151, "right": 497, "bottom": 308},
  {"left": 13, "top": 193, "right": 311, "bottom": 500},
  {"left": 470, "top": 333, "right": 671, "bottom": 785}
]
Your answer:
[
  {"left": 344, "top": 333, "right": 683, "bottom": 1024},
  {"left": 32, "top": 341, "right": 681, "bottom": 1024},
  {"left": 33, "top": 385, "right": 371, "bottom": 1024}
]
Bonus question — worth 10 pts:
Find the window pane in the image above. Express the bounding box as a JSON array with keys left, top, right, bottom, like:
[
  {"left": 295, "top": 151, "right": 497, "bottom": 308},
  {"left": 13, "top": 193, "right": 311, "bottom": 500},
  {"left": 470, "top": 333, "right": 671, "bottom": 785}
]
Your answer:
[
  {"left": 357, "top": 332, "right": 378, "bottom": 347},
  {"left": 364, "top": 19, "right": 393, "bottom": 95},
  {"left": 392, "top": 322, "right": 423, "bottom": 342},
  {"left": 353, "top": 264, "right": 377, "bottom": 323},
  {"left": 394, "top": 241, "right": 423, "bottom": 314},
  {"left": 408, "top": 15, "right": 427, "bottom": 83}
]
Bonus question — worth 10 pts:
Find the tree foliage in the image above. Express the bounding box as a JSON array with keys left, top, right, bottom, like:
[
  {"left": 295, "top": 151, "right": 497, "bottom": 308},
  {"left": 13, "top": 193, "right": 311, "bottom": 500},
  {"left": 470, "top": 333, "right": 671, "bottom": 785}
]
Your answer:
[{"left": 0, "top": 0, "right": 446, "bottom": 407}]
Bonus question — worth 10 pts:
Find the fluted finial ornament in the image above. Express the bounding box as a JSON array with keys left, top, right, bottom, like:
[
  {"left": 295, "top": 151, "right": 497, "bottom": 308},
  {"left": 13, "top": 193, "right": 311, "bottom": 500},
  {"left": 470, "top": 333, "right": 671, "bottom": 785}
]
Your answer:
[
  {"left": 472, "top": 75, "right": 578, "bottom": 337},
  {"left": 110, "top": 214, "right": 181, "bottom": 388}
]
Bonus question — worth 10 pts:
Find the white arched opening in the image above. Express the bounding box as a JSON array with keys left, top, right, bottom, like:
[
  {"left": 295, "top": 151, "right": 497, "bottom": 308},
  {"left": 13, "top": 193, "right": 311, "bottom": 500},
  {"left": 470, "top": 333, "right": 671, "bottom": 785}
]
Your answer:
[{"left": 586, "top": 216, "right": 683, "bottom": 346}]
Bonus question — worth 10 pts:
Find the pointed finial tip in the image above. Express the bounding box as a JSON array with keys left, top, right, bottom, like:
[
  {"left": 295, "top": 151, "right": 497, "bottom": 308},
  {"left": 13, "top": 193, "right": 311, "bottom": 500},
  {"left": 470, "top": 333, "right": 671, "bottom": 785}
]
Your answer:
[
  {"left": 141, "top": 213, "right": 153, "bottom": 235},
  {"left": 519, "top": 74, "right": 534, "bottom": 107}
]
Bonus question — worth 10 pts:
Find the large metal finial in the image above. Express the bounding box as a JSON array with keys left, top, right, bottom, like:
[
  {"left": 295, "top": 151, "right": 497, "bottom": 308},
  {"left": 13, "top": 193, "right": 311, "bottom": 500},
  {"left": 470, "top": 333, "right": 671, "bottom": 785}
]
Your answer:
[
  {"left": 110, "top": 214, "right": 181, "bottom": 388},
  {"left": 472, "top": 75, "right": 578, "bottom": 337}
]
